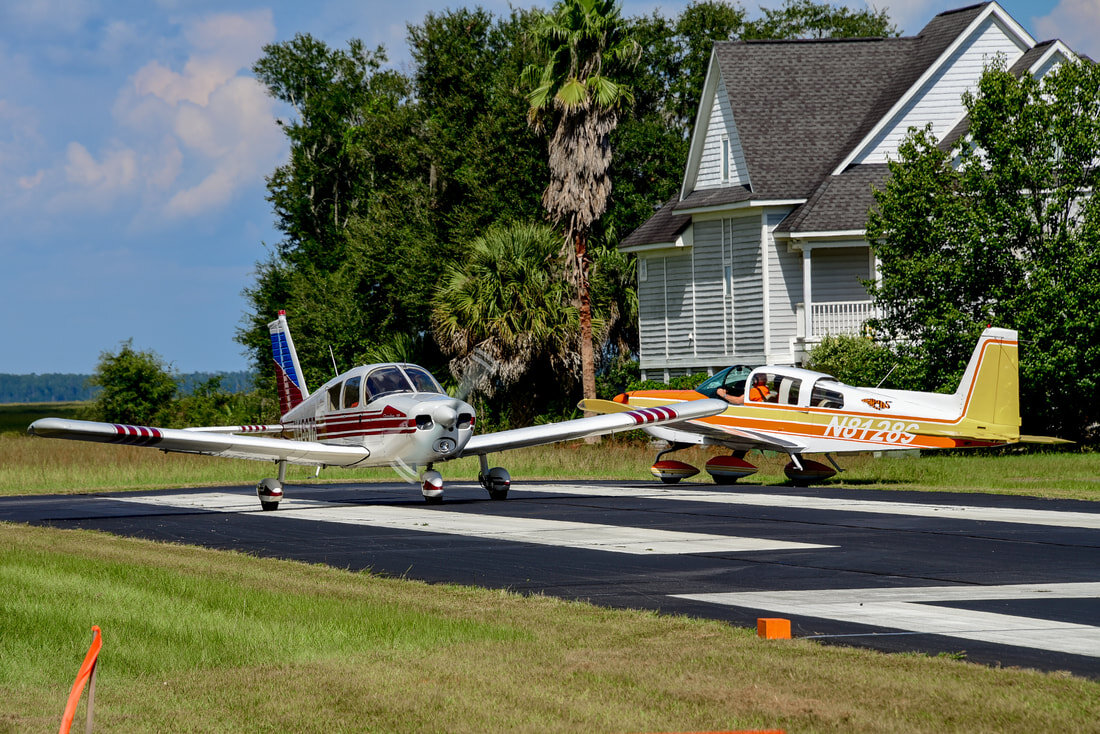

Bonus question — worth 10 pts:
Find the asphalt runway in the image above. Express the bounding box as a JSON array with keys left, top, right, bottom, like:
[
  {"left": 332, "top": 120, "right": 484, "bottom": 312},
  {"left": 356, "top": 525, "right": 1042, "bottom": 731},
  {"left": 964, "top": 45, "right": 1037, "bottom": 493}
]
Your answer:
[{"left": 4, "top": 479, "right": 1099, "bottom": 677}]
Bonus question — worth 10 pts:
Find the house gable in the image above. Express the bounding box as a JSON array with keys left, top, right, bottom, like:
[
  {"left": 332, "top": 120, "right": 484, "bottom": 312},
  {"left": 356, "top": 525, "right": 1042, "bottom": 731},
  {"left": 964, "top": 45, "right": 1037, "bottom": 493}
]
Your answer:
[
  {"left": 689, "top": 77, "right": 751, "bottom": 192},
  {"left": 836, "top": 2, "right": 1034, "bottom": 171}
]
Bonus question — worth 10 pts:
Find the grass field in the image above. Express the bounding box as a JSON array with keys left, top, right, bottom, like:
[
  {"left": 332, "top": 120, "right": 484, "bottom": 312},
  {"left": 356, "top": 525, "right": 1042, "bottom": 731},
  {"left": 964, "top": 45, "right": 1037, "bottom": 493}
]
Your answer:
[
  {"left": 3, "top": 427, "right": 1099, "bottom": 500},
  {"left": 0, "top": 401, "right": 84, "bottom": 434},
  {"left": 4, "top": 407, "right": 1099, "bottom": 730},
  {"left": 3, "top": 522, "right": 1098, "bottom": 733}
]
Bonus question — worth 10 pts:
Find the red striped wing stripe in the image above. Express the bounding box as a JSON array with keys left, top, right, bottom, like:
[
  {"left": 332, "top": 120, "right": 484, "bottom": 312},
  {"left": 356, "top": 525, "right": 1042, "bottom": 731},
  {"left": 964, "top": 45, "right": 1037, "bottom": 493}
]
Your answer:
[{"left": 626, "top": 406, "right": 676, "bottom": 425}]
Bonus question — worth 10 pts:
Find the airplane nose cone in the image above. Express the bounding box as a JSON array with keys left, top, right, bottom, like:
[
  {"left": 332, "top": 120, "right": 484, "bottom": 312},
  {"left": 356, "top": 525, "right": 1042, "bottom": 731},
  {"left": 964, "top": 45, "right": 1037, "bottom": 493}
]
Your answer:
[{"left": 433, "top": 404, "right": 458, "bottom": 430}]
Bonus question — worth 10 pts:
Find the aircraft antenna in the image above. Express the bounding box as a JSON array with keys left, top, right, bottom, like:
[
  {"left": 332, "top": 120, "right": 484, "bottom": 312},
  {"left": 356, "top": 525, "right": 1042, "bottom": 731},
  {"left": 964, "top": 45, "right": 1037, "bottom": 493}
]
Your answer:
[
  {"left": 875, "top": 364, "right": 898, "bottom": 389},
  {"left": 328, "top": 346, "right": 339, "bottom": 377}
]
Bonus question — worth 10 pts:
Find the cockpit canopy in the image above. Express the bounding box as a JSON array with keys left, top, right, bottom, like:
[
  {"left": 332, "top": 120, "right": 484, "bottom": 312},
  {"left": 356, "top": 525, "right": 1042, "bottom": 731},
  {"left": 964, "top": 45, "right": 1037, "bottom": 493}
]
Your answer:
[
  {"left": 325, "top": 364, "right": 444, "bottom": 411},
  {"left": 696, "top": 364, "right": 846, "bottom": 409}
]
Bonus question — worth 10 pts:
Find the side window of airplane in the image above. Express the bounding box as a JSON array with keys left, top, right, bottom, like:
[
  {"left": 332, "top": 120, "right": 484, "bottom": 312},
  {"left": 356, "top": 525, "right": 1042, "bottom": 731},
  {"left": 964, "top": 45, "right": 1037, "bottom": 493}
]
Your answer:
[
  {"left": 342, "top": 375, "right": 362, "bottom": 409},
  {"left": 811, "top": 379, "right": 845, "bottom": 409},
  {"left": 777, "top": 377, "right": 801, "bottom": 405},
  {"left": 327, "top": 384, "right": 341, "bottom": 411},
  {"left": 746, "top": 373, "right": 778, "bottom": 403}
]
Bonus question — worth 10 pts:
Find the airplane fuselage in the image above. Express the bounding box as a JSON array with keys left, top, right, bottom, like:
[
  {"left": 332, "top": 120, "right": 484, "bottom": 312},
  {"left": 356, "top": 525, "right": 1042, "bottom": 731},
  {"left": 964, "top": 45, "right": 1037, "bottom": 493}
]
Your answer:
[{"left": 280, "top": 363, "right": 475, "bottom": 468}]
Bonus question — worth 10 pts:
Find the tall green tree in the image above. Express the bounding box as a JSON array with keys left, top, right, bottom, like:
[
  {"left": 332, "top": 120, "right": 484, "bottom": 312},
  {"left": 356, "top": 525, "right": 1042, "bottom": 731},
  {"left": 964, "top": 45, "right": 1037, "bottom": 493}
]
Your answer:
[
  {"left": 743, "top": 0, "right": 896, "bottom": 40},
  {"left": 524, "top": 0, "right": 641, "bottom": 406},
  {"left": 433, "top": 222, "right": 580, "bottom": 426},
  {"left": 241, "top": 35, "right": 439, "bottom": 390},
  {"left": 867, "top": 58, "right": 1100, "bottom": 440},
  {"left": 86, "top": 340, "right": 177, "bottom": 426}
]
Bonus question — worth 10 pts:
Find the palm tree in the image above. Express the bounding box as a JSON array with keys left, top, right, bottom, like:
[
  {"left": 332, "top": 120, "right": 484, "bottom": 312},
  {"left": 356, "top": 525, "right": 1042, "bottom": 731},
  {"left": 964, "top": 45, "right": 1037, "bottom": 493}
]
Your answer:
[
  {"left": 432, "top": 221, "right": 584, "bottom": 425},
  {"left": 523, "top": 0, "right": 640, "bottom": 407}
]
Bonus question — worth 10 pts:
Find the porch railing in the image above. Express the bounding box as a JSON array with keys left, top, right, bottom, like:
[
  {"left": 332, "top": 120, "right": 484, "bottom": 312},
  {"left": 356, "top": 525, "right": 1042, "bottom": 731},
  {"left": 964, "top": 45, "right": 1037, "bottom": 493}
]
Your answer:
[{"left": 805, "top": 300, "right": 875, "bottom": 339}]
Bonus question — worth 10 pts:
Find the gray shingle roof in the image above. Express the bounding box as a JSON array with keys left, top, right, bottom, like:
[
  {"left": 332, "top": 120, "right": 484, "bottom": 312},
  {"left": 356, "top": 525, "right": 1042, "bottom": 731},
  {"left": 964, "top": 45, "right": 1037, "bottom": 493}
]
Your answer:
[
  {"left": 624, "top": 3, "right": 993, "bottom": 246},
  {"left": 619, "top": 198, "right": 691, "bottom": 249},
  {"left": 774, "top": 164, "right": 889, "bottom": 233}
]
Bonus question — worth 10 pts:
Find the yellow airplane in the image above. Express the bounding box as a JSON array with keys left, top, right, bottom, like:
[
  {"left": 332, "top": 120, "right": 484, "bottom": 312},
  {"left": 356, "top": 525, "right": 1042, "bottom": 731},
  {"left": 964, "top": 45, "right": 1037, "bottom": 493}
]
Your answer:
[{"left": 583, "top": 327, "right": 1050, "bottom": 485}]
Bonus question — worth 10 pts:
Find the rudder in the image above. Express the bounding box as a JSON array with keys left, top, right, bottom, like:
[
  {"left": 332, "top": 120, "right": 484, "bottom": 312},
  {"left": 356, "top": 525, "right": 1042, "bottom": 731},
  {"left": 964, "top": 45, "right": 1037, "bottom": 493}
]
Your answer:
[
  {"left": 268, "top": 310, "right": 309, "bottom": 416},
  {"left": 954, "top": 327, "right": 1020, "bottom": 440}
]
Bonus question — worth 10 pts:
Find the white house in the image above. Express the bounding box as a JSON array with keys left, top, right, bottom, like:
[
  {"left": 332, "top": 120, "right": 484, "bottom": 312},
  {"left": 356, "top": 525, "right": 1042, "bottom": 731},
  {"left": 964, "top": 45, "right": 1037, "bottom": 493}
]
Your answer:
[{"left": 621, "top": 2, "right": 1076, "bottom": 381}]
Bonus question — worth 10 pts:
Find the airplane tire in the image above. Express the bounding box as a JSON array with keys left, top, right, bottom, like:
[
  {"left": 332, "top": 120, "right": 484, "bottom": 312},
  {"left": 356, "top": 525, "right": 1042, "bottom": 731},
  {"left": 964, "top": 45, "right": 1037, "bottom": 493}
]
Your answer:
[
  {"left": 260, "top": 501, "right": 280, "bottom": 511},
  {"left": 424, "top": 494, "right": 444, "bottom": 505},
  {"left": 660, "top": 476, "right": 682, "bottom": 484},
  {"left": 488, "top": 488, "right": 509, "bottom": 500}
]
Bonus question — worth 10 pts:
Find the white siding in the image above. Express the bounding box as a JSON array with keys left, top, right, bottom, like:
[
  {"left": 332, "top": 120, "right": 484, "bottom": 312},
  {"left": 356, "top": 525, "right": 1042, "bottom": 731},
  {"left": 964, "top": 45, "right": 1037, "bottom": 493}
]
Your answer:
[
  {"left": 729, "top": 215, "right": 763, "bottom": 356},
  {"left": 665, "top": 253, "right": 695, "bottom": 358},
  {"left": 766, "top": 212, "right": 801, "bottom": 356},
  {"left": 691, "top": 219, "right": 727, "bottom": 358},
  {"left": 856, "top": 15, "right": 1028, "bottom": 164},
  {"left": 638, "top": 256, "right": 666, "bottom": 363},
  {"left": 811, "top": 247, "right": 872, "bottom": 302},
  {"left": 693, "top": 79, "right": 750, "bottom": 190}
]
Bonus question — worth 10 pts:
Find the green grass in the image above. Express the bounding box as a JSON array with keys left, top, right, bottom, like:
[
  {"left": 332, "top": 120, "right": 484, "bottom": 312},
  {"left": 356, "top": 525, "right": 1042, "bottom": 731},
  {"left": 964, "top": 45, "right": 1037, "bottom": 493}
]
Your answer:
[
  {"left": 3, "top": 430, "right": 1099, "bottom": 501},
  {"left": 0, "top": 401, "right": 84, "bottom": 434},
  {"left": 2, "top": 523, "right": 1097, "bottom": 733}
]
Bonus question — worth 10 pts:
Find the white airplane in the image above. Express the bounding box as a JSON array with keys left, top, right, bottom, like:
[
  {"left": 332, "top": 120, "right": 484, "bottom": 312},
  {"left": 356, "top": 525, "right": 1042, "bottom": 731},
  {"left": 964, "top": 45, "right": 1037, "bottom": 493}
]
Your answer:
[
  {"left": 29, "top": 311, "right": 727, "bottom": 509},
  {"left": 582, "top": 327, "right": 1056, "bottom": 485}
]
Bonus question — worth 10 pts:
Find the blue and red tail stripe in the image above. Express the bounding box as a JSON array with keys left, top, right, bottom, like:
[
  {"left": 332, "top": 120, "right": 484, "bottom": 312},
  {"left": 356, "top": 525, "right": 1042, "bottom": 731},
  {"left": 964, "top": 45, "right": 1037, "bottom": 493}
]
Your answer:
[{"left": 268, "top": 311, "right": 308, "bottom": 416}]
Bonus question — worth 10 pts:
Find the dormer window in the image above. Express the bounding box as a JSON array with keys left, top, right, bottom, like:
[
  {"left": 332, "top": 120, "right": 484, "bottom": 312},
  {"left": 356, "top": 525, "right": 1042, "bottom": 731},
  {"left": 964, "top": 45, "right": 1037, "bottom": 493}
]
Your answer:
[{"left": 721, "top": 137, "right": 730, "bottom": 181}]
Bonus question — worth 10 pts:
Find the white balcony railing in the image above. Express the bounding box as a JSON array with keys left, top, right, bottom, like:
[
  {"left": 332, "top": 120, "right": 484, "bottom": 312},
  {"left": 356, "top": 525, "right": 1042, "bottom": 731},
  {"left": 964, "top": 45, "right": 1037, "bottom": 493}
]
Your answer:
[{"left": 808, "top": 300, "right": 874, "bottom": 339}]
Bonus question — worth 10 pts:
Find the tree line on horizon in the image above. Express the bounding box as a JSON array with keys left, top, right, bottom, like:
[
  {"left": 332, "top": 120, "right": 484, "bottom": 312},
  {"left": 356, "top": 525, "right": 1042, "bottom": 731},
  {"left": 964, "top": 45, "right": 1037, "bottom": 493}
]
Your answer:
[{"left": 0, "top": 370, "right": 256, "bottom": 404}]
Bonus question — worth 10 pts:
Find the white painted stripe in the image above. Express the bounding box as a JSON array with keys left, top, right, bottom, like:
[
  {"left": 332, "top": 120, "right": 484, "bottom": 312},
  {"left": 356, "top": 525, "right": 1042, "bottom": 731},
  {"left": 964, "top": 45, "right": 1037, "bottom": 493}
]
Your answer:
[
  {"left": 674, "top": 583, "right": 1100, "bottom": 658},
  {"left": 531, "top": 484, "right": 1100, "bottom": 530},
  {"left": 108, "top": 492, "right": 833, "bottom": 556}
]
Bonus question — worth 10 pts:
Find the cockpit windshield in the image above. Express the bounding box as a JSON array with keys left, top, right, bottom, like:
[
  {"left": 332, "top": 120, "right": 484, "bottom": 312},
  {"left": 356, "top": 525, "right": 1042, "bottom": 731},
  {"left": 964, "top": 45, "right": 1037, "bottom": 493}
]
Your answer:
[
  {"left": 695, "top": 365, "right": 754, "bottom": 399},
  {"left": 363, "top": 365, "right": 444, "bottom": 400}
]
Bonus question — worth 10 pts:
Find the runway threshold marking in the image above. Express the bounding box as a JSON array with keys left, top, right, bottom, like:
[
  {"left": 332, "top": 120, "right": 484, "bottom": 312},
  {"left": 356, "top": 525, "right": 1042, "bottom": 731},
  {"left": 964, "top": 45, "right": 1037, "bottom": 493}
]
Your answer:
[
  {"left": 674, "top": 583, "right": 1100, "bottom": 658},
  {"left": 531, "top": 484, "right": 1100, "bottom": 529},
  {"left": 108, "top": 492, "right": 833, "bottom": 556}
]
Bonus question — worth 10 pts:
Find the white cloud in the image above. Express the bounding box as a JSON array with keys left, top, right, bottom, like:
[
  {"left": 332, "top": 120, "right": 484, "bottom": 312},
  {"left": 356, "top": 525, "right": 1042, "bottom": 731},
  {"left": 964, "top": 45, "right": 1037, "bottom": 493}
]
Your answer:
[
  {"left": 64, "top": 141, "right": 138, "bottom": 192},
  {"left": 1034, "top": 0, "right": 1100, "bottom": 59},
  {"left": 166, "top": 75, "right": 284, "bottom": 217},
  {"left": 58, "top": 9, "right": 284, "bottom": 222}
]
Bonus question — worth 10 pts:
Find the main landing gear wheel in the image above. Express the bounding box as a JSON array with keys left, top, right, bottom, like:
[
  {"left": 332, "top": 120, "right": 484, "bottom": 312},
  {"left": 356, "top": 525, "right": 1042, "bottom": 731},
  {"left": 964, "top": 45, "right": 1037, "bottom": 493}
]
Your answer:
[
  {"left": 783, "top": 458, "right": 837, "bottom": 486},
  {"left": 649, "top": 442, "right": 699, "bottom": 484},
  {"left": 479, "top": 466, "right": 511, "bottom": 500},
  {"left": 704, "top": 455, "right": 759, "bottom": 485},
  {"left": 257, "top": 477, "right": 283, "bottom": 511}
]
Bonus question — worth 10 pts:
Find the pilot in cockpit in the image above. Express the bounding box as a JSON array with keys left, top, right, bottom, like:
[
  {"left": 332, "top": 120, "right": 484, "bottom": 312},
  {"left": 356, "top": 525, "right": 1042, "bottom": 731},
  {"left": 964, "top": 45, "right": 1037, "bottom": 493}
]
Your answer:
[{"left": 717, "top": 373, "right": 770, "bottom": 405}]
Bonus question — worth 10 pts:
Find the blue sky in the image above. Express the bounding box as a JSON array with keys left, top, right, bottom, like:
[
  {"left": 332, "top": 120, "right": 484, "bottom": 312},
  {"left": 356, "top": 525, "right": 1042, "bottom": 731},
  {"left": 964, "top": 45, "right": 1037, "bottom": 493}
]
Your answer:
[{"left": 1, "top": 0, "right": 1094, "bottom": 375}]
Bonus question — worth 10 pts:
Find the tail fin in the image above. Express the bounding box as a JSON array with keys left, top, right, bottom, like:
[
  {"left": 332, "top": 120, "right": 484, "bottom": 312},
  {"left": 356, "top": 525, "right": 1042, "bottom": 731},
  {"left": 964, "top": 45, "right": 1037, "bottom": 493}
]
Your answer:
[
  {"left": 953, "top": 327, "right": 1020, "bottom": 441},
  {"left": 268, "top": 310, "right": 309, "bottom": 416}
]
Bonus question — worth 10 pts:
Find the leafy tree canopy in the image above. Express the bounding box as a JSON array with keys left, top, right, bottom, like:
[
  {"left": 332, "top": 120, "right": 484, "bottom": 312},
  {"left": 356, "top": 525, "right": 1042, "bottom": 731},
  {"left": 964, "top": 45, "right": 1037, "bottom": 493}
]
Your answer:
[
  {"left": 867, "top": 58, "right": 1100, "bottom": 441},
  {"left": 87, "top": 340, "right": 178, "bottom": 425}
]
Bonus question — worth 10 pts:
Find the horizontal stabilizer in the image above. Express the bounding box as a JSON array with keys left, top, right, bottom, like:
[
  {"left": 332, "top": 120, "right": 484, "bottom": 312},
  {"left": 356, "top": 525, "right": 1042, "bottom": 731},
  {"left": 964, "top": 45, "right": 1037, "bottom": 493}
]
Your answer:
[{"left": 1018, "top": 435, "right": 1075, "bottom": 445}]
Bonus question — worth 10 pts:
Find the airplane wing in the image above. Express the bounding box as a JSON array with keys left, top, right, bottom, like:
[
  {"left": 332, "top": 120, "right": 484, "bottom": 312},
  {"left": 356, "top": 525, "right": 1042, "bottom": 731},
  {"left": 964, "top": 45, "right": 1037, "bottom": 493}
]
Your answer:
[
  {"left": 28, "top": 418, "right": 370, "bottom": 467},
  {"left": 461, "top": 398, "right": 728, "bottom": 455},
  {"left": 184, "top": 424, "right": 283, "bottom": 434},
  {"left": 581, "top": 398, "right": 807, "bottom": 453}
]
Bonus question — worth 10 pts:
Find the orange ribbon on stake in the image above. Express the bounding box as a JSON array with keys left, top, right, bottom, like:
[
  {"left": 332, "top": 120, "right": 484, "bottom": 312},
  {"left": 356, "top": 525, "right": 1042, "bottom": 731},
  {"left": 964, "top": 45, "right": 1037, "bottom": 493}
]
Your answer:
[{"left": 59, "top": 625, "right": 102, "bottom": 734}]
